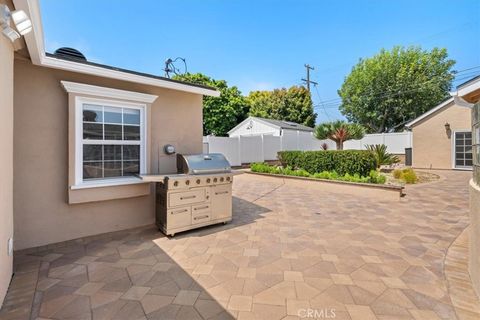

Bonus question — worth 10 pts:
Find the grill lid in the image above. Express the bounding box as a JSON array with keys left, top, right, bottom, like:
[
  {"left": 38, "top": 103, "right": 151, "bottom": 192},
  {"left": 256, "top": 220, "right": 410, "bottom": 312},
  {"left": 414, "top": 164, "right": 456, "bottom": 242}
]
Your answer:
[{"left": 177, "top": 153, "right": 231, "bottom": 174}]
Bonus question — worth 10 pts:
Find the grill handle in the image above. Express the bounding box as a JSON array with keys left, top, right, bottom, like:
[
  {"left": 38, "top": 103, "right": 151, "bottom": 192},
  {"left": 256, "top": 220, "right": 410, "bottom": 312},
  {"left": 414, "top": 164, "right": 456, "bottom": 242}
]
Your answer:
[
  {"left": 171, "top": 209, "right": 188, "bottom": 215},
  {"left": 192, "top": 168, "right": 230, "bottom": 174}
]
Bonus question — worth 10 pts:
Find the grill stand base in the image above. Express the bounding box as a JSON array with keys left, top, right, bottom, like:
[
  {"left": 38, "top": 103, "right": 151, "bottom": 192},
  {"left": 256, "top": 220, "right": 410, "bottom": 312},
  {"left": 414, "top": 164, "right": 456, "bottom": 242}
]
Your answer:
[{"left": 157, "top": 217, "right": 232, "bottom": 237}]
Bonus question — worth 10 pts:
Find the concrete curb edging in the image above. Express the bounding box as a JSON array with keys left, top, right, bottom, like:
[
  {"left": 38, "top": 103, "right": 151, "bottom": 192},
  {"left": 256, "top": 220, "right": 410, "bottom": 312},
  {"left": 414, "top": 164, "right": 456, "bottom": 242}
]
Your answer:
[{"left": 245, "top": 171, "right": 404, "bottom": 200}]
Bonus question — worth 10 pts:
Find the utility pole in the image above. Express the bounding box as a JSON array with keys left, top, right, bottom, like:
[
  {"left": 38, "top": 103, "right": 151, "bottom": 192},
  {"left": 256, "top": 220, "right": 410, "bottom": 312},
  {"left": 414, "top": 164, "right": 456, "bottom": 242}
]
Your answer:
[{"left": 302, "top": 64, "right": 318, "bottom": 92}]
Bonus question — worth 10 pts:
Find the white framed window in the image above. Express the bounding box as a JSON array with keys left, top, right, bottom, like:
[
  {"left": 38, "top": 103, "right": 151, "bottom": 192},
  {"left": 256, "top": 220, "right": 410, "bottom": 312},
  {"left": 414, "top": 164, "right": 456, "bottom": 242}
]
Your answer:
[
  {"left": 75, "top": 97, "right": 147, "bottom": 187},
  {"left": 452, "top": 130, "right": 473, "bottom": 170},
  {"left": 61, "top": 81, "right": 157, "bottom": 189}
]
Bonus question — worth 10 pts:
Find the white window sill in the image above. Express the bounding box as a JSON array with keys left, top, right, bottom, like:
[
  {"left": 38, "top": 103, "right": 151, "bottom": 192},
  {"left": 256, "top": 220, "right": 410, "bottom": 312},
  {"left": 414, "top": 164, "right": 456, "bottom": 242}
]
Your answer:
[{"left": 70, "top": 177, "right": 150, "bottom": 190}]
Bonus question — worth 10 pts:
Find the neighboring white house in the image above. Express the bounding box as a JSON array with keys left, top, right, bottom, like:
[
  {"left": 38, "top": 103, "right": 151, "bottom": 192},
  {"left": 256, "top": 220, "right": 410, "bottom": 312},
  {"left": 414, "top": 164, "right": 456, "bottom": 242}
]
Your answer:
[{"left": 228, "top": 116, "right": 314, "bottom": 137}]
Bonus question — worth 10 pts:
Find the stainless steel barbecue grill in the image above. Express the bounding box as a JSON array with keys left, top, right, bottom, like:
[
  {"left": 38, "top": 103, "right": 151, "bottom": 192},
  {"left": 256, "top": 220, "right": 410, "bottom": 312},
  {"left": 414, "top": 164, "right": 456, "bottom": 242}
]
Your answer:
[
  {"left": 177, "top": 153, "right": 231, "bottom": 175},
  {"left": 141, "top": 153, "right": 234, "bottom": 236}
]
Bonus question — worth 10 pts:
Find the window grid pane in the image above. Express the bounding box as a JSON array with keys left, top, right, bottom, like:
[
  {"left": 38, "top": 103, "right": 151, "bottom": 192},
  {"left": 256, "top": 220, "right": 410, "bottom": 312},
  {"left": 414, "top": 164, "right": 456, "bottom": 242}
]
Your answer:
[
  {"left": 82, "top": 104, "right": 142, "bottom": 180},
  {"left": 455, "top": 131, "right": 473, "bottom": 169}
]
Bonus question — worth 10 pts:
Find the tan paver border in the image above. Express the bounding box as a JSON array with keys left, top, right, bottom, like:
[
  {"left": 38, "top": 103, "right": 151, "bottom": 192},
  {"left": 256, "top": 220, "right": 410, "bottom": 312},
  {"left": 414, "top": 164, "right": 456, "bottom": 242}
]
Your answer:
[{"left": 444, "top": 227, "right": 480, "bottom": 319}]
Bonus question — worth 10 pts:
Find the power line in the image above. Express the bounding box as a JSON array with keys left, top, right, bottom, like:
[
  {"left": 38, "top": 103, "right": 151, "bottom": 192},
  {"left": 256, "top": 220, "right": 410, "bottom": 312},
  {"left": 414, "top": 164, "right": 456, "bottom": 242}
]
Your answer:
[
  {"left": 314, "top": 70, "right": 479, "bottom": 108},
  {"left": 312, "top": 76, "right": 464, "bottom": 110},
  {"left": 313, "top": 84, "right": 331, "bottom": 120}
]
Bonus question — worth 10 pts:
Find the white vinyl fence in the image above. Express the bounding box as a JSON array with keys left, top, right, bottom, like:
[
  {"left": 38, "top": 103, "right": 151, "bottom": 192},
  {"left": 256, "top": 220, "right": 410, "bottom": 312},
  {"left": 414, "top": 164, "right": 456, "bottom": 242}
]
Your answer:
[
  {"left": 203, "top": 131, "right": 412, "bottom": 166},
  {"left": 203, "top": 133, "right": 335, "bottom": 166},
  {"left": 343, "top": 132, "right": 412, "bottom": 154}
]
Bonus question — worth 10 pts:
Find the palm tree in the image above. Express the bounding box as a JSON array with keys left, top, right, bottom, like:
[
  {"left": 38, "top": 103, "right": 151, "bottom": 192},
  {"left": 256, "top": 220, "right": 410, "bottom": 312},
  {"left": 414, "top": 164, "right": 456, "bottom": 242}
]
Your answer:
[
  {"left": 366, "top": 144, "right": 400, "bottom": 168},
  {"left": 314, "top": 121, "right": 365, "bottom": 150}
]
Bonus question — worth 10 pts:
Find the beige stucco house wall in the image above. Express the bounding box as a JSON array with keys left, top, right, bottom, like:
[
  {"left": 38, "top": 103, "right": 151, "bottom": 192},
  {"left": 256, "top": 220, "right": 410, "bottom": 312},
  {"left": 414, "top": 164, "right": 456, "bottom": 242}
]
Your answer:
[
  {"left": 13, "top": 58, "right": 204, "bottom": 250},
  {"left": 0, "top": 0, "right": 15, "bottom": 306},
  {"left": 454, "top": 77, "right": 480, "bottom": 297},
  {"left": 410, "top": 100, "right": 471, "bottom": 169}
]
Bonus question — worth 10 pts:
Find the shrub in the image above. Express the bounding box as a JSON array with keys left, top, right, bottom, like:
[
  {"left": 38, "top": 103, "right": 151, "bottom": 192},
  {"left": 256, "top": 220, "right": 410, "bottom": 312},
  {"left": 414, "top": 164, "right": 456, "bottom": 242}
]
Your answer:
[
  {"left": 401, "top": 168, "right": 417, "bottom": 184},
  {"left": 391, "top": 168, "right": 417, "bottom": 184},
  {"left": 251, "top": 162, "right": 386, "bottom": 184},
  {"left": 393, "top": 169, "right": 403, "bottom": 179},
  {"left": 366, "top": 144, "right": 400, "bottom": 168},
  {"left": 369, "top": 170, "right": 387, "bottom": 184},
  {"left": 277, "top": 150, "right": 377, "bottom": 176}
]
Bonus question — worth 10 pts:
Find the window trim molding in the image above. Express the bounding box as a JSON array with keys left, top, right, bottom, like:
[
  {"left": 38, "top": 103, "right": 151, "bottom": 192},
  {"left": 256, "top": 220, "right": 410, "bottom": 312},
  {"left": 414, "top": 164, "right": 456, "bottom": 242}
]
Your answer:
[
  {"left": 62, "top": 81, "right": 159, "bottom": 104},
  {"left": 73, "top": 95, "right": 148, "bottom": 188}
]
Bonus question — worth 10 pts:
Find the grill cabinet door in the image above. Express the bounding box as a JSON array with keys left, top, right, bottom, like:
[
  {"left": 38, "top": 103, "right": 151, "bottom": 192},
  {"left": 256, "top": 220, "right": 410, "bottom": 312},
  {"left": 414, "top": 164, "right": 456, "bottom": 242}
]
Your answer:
[
  {"left": 211, "top": 184, "right": 232, "bottom": 220},
  {"left": 167, "top": 207, "right": 192, "bottom": 228},
  {"left": 168, "top": 189, "right": 206, "bottom": 207}
]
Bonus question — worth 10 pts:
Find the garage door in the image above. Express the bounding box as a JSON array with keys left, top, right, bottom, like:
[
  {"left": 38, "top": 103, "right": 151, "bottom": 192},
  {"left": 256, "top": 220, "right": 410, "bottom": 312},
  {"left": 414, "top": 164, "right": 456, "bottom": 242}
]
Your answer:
[{"left": 454, "top": 131, "right": 472, "bottom": 169}]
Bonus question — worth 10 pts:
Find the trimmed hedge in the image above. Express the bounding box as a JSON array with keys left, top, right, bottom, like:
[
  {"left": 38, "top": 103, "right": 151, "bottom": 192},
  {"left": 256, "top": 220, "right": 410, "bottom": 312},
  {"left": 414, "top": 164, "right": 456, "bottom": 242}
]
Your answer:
[
  {"left": 250, "top": 162, "right": 386, "bottom": 184},
  {"left": 278, "top": 150, "right": 377, "bottom": 176}
]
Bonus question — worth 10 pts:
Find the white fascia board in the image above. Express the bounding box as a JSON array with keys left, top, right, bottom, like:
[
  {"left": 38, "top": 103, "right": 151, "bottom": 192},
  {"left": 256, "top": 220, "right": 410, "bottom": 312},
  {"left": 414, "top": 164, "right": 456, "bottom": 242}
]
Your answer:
[
  {"left": 61, "top": 81, "right": 158, "bottom": 104},
  {"left": 455, "top": 77, "right": 480, "bottom": 97},
  {"left": 450, "top": 77, "right": 480, "bottom": 107},
  {"left": 227, "top": 116, "right": 252, "bottom": 135},
  {"left": 227, "top": 116, "right": 281, "bottom": 135},
  {"left": 13, "top": 0, "right": 44, "bottom": 65},
  {"left": 405, "top": 98, "right": 454, "bottom": 128},
  {"left": 12, "top": 0, "right": 220, "bottom": 98},
  {"left": 46, "top": 56, "right": 220, "bottom": 97}
]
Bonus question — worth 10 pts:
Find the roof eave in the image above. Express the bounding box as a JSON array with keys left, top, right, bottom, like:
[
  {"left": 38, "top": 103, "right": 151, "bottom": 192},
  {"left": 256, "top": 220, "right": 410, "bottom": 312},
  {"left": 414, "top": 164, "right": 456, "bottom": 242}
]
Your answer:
[
  {"left": 12, "top": 0, "right": 220, "bottom": 97},
  {"left": 450, "top": 77, "right": 480, "bottom": 105},
  {"left": 227, "top": 116, "right": 280, "bottom": 135}
]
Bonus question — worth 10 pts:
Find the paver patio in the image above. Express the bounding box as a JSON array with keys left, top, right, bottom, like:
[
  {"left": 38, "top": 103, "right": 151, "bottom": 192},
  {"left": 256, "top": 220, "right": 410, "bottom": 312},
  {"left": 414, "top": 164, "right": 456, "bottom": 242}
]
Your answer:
[{"left": 1, "top": 170, "right": 479, "bottom": 320}]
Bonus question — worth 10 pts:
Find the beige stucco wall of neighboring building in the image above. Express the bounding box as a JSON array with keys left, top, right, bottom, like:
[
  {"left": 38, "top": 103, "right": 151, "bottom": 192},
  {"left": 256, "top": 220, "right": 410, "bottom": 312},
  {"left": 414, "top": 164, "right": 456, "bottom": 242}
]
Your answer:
[
  {"left": 13, "top": 58, "right": 203, "bottom": 250},
  {"left": 470, "top": 179, "right": 480, "bottom": 297},
  {"left": 411, "top": 102, "right": 471, "bottom": 169},
  {"left": 0, "top": 0, "right": 15, "bottom": 306}
]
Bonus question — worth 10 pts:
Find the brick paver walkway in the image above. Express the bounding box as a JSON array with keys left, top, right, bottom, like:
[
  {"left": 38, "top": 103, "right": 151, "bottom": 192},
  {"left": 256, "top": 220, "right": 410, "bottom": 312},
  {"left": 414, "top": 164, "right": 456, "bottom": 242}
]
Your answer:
[{"left": 0, "top": 170, "right": 477, "bottom": 320}]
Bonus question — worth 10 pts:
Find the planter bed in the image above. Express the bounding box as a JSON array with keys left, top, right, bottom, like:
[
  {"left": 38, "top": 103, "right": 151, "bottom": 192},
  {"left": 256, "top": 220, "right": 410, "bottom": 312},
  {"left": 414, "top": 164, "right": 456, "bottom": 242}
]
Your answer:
[{"left": 245, "top": 170, "right": 405, "bottom": 200}]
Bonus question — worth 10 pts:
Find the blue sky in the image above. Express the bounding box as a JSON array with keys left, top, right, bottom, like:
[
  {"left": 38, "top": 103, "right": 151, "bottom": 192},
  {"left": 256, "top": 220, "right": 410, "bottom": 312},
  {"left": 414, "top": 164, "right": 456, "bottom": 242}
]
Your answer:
[{"left": 41, "top": 0, "right": 480, "bottom": 123}]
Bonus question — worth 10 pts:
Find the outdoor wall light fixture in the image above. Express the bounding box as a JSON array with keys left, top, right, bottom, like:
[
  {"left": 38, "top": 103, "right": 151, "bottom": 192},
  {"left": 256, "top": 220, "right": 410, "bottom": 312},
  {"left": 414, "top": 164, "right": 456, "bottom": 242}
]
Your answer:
[
  {"left": 0, "top": 4, "right": 32, "bottom": 42},
  {"left": 445, "top": 122, "right": 451, "bottom": 138}
]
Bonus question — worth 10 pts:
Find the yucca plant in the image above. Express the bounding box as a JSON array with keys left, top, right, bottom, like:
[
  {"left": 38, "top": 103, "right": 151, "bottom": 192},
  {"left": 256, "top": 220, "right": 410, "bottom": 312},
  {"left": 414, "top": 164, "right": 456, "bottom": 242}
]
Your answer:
[
  {"left": 314, "top": 121, "right": 365, "bottom": 150},
  {"left": 366, "top": 144, "right": 400, "bottom": 168}
]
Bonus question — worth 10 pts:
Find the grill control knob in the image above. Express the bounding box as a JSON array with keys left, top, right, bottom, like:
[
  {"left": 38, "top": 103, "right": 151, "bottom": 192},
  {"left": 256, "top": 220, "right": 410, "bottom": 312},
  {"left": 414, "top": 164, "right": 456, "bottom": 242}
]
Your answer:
[
  {"left": 206, "top": 178, "right": 211, "bottom": 183},
  {"left": 226, "top": 177, "right": 231, "bottom": 182},
  {"left": 220, "top": 177, "right": 224, "bottom": 182},
  {"left": 173, "top": 181, "right": 179, "bottom": 187},
  {"left": 213, "top": 178, "right": 218, "bottom": 183},
  {"left": 185, "top": 180, "right": 190, "bottom": 185},
  {"left": 196, "top": 179, "right": 201, "bottom": 184}
]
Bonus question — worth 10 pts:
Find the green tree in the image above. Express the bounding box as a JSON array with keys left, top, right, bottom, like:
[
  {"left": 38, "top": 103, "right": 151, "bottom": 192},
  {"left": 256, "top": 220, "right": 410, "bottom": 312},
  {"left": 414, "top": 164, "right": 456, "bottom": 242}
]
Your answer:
[
  {"left": 173, "top": 73, "right": 250, "bottom": 136},
  {"left": 338, "top": 46, "right": 455, "bottom": 133},
  {"left": 314, "top": 121, "right": 365, "bottom": 150},
  {"left": 248, "top": 86, "right": 316, "bottom": 127}
]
